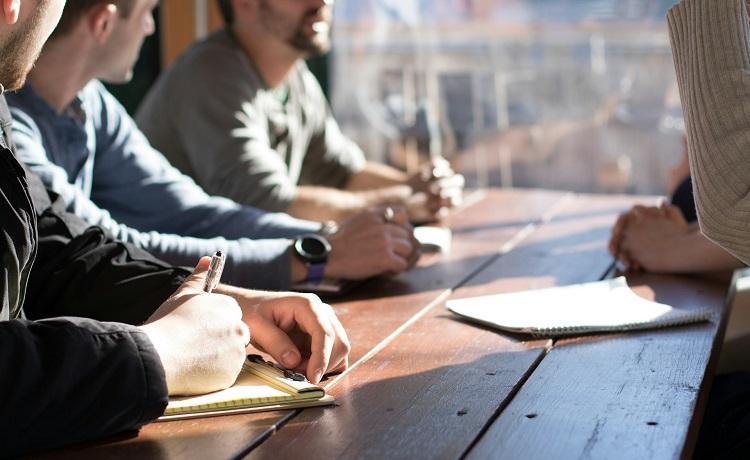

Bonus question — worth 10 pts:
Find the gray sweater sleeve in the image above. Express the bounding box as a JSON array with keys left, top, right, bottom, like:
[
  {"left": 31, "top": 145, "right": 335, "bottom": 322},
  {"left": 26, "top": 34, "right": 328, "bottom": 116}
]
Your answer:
[
  {"left": 14, "top": 142, "right": 297, "bottom": 289},
  {"left": 668, "top": 0, "right": 750, "bottom": 264}
]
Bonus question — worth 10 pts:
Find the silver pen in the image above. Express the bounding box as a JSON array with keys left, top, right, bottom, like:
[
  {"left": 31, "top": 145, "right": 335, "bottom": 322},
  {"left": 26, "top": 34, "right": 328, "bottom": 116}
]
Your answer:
[{"left": 203, "top": 251, "right": 226, "bottom": 293}]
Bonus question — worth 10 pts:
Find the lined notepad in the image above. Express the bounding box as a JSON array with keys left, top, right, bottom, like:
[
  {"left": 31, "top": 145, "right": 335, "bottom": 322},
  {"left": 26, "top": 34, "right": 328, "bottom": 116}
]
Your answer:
[
  {"left": 447, "top": 277, "right": 712, "bottom": 337},
  {"left": 160, "top": 356, "right": 334, "bottom": 421}
]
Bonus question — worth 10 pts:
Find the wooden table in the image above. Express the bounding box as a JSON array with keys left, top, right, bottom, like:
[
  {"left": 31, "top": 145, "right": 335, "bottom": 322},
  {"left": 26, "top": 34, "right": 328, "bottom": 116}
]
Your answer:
[{"left": 38, "top": 189, "right": 731, "bottom": 460}]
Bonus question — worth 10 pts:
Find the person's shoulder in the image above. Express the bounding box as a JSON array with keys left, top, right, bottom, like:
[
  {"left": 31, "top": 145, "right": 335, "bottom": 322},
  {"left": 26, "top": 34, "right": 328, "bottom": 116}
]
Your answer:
[
  {"left": 7, "top": 85, "right": 53, "bottom": 135},
  {"left": 80, "top": 79, "right": 109, "bottom": 98},
  {"left": 294, "top": 61, "right": 324, "bottom": 92},
  {"left": 291, "top": 61, "right": 328, "bottom": 110},
  {"left": 6, "top": 84, "right": 46, "bottom": 118},
  {"left": 80, "top": 80, "right": 127, "bottom": 115},
  {"left": 170, "top": 29, "right": 249, "bottom": 80}
]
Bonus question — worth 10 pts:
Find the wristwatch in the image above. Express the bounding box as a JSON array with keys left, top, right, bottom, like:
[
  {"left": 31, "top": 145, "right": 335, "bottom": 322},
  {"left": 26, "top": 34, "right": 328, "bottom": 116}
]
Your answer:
[{"left": 293, "top": 233, "right": 331, "bottom": 284}]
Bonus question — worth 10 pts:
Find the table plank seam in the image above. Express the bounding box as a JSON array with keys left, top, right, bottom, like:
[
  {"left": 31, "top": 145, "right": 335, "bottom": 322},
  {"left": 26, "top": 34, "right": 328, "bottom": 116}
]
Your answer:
[
  {"left": 227, "top": 410, "right": 299, "bottom": 460},
  {"left": 324, "top": 191, "right": 576, "bottom": 392},
  {"left": 459, "top": 340, "right": 553, "bottom": 460},
  {"left": 324, "top": 289, "right": 454, "bottom": 391},
  {"left": 238, "top": 191, "right": 577, "bottom": 457}
]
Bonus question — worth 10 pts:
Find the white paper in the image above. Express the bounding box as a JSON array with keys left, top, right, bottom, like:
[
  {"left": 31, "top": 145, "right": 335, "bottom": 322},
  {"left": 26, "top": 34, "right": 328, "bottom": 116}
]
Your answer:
[{"left": 447, "top": 277, "right": 711, "bottom": 336}]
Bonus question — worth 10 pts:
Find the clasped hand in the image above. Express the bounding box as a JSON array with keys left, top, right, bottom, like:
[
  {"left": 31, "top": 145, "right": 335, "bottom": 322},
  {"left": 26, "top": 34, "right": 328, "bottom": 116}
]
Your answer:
[
  {"left": 608, "top": 202, "right": 692, "bottom": 272},
  {"left": 406, "top": 158, "right": 465, "bottom": 224}
]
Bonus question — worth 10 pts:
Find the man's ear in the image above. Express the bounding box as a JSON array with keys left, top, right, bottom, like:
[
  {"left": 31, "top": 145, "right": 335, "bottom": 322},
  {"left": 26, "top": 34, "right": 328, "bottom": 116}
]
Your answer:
[
  {"left": 2, "top": 0, "right": 20, "bottom": 25},
  {"left": 87, "top": 2, "right": 118, "bottom": 43}
]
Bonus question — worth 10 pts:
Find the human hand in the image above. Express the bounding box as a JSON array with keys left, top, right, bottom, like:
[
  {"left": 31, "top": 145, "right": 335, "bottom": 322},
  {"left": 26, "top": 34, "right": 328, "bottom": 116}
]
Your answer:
[
  {"left": 609, "top": 204, "right": 664, "bottom": 261},
  {"left": 226, "top": 290, "right": 351, "bottom": 384},
  {"left": 325, "top": 205, "right": 420, "bottom": 279},
  {"left": 139, "top": 257, "right": 250, "bottom": 396},
  {"left": 406, "top": 158, "right": 465, "bottom": 223},
  {"left": 614, "top": 203, "right": 692, "bottom": 272}
]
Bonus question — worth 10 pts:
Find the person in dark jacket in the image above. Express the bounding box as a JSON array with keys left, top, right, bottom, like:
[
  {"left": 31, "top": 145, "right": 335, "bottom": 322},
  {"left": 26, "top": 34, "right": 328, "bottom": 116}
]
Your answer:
[{"left": 0, "top": 1, "right": 350, "bottom": 456}]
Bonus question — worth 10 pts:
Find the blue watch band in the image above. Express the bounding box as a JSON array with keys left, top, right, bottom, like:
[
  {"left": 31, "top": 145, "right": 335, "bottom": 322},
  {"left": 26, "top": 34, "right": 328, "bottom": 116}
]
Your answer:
[{"left": 306, "top": 262, "right": 326, "bottom": 284}]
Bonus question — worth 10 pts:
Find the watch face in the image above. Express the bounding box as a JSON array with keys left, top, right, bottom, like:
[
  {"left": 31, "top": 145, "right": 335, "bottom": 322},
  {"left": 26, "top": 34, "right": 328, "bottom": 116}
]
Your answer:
[{"left": 295, "top": 234, "right": 331, "bottom": 263}]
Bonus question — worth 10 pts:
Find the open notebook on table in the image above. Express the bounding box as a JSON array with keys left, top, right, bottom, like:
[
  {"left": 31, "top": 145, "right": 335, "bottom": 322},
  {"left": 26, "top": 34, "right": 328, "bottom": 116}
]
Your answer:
[
  {"left": 159, "top": 355, "right": 335, "bottom": 421},
  {"left": 447, "top": 277, "right": 712, "bottom": 338}
]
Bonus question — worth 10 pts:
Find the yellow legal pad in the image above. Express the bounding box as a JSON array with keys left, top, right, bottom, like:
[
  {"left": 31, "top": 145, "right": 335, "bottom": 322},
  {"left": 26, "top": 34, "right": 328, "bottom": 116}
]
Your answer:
[{"left": 159, "top": 355, "right": 335, "bottom": 421}]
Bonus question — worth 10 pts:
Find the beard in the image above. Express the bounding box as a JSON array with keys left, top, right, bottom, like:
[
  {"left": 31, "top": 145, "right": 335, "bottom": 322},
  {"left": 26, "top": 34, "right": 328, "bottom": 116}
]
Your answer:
[
  {"left": 288, "top": 15, "right": 331, "bottom": 56},
  {"left": 0, "top": 2, "right": 54, "bottom": 91},
  {"left": 260, "top": 1, "right": 332, "bottom": 57}
]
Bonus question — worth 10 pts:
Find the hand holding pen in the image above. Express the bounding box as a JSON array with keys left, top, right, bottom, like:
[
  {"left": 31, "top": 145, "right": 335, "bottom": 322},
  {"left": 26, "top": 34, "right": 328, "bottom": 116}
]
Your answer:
[
  {"left": 175, "top": 250, "right": 350, "bottom": 385},
  {"left": 139, "top": 255, "right": 250, "bottom": 395}
]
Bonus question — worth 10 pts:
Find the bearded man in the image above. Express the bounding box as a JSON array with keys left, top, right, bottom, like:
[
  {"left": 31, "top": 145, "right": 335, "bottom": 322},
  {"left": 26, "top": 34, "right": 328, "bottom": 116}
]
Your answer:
[{"left": 136, "top": 0, "right": 464, "bottom": 224}]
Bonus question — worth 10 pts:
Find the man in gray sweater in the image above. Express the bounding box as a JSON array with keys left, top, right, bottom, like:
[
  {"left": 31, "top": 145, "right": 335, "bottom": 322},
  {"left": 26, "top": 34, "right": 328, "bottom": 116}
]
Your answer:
[{"left": 136, "top": 0, "right": 464, "bottom": 224}]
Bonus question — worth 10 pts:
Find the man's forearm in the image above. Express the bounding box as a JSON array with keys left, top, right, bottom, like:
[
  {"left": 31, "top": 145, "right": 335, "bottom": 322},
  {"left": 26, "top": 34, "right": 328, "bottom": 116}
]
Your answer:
[
  {"left": 287, "top": 185, "right": 410, "bottom": 222},
  {"left": 345, "top": 162, "right": 409, "bottom": 191},
  {"left": 668, "top": 230, "right": 744, "bottom": 273},
  {"left": 286, "top": 185, "right": 366, "bottom": 221}
]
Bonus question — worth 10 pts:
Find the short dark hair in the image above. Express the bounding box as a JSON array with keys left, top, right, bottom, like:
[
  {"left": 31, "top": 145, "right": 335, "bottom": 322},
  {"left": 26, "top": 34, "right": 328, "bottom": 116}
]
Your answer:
[
  {"left": 52, "top": 0, "right": 136, "bottom": 38},
  {"left": 216, "top": 0, "right": 234, "bottom": 24}
]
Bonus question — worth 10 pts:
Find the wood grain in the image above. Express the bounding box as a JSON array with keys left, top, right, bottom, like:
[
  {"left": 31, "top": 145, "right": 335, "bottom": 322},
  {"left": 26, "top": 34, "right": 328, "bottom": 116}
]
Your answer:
[
  {"left": 247, "top": 194, "right": 647, "bottom": 459},
  {"left": 34, "top": 189, "right": 564, "bottom": 459},
  {"left": 334, "top": 189, "right": 568, "bottom": 362},
  {"left": 466, "top": 274, "right": 729, "bottom": 460},
  {"left": 33, "top": 191, "right": 727, "bottom": 460}
]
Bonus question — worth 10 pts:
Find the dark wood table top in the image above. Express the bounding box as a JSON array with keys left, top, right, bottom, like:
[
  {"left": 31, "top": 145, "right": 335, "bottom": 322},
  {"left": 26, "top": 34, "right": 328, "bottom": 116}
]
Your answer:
[{"left": 36, "top": 189, "right": 731, "bottom": 460}]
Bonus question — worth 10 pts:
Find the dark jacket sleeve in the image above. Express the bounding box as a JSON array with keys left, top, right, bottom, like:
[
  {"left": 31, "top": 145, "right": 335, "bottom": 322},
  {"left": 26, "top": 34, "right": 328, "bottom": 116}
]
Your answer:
[
  {"left": 0, "top": 317, "right": 168, "bottom": 457},
  {"left": 21, "top": 166, "right": 190, "bottom": 324},
  {"left": 0, "top": 98, "right": 182, "bottom": 456}
]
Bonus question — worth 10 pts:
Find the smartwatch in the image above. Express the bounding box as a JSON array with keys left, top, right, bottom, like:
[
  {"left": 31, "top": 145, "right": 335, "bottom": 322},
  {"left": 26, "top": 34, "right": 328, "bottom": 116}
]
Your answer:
[{"left": 293, "top": 233, "right": 331, "bottom": 284}]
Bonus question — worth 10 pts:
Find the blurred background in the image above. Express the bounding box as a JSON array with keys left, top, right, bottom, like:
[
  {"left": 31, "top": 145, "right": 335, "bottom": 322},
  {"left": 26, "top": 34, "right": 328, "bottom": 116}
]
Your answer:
[{"left": 118, "top": 0, "right": 684, "bottom": 196}]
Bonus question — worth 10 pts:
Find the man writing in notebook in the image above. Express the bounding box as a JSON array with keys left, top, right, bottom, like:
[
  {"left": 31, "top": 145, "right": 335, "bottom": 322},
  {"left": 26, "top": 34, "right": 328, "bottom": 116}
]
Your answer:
[
  {"left": 8, "top": 0, "right": 419, "bottom": 292},
  {"left": 0, "top": 1, "right": 349, "bottom": 455},
  {"left": 136, "top": 0, "right": 465, "bottom": 224}
]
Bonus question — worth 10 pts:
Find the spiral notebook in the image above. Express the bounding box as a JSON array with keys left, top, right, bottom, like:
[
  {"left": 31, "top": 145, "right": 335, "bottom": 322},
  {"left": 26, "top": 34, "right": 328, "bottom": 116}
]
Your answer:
[
  {"left": 447, "top": 277, "right": 712, "bottom": 338},
  {"left": 159, "top": 355, "right": 335, "bottom": 421}
]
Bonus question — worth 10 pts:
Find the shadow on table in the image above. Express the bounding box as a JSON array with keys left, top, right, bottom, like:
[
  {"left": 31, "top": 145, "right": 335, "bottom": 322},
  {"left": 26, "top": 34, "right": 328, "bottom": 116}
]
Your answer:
[
  {"left": 257, "top": 351, "right": 545, "bottom": 459},
  {"left": 29, "top": 410, "right": 292, "bottom": 460}
]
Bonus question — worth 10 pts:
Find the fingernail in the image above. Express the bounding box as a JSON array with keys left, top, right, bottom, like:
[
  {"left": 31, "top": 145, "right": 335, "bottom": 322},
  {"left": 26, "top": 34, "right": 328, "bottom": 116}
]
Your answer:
[
  {"left": 282, "top": 351, "right": 298, "bottom": 368},
  {"left": 313, "top": 368, "right": 324, "bottom": 384}
]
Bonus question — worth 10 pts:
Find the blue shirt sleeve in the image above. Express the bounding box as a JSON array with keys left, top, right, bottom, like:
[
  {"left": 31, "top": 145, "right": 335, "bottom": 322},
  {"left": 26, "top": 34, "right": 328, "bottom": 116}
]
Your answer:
[
  {"left": 9, "top": 83, "right": 321, "bottom": 289},
  {"left": 90, "top": 82, "right": 319, "bottom": 240}
]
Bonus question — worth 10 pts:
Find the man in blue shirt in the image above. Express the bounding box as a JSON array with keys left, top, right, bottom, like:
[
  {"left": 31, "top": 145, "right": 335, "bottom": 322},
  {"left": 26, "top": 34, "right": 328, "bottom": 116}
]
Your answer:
[
  {"left": 0, "top": 0, "right": 350, "bottom": 454},
  {"left": 9, "top": 0, "right": 419, "bottom": 291}
]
